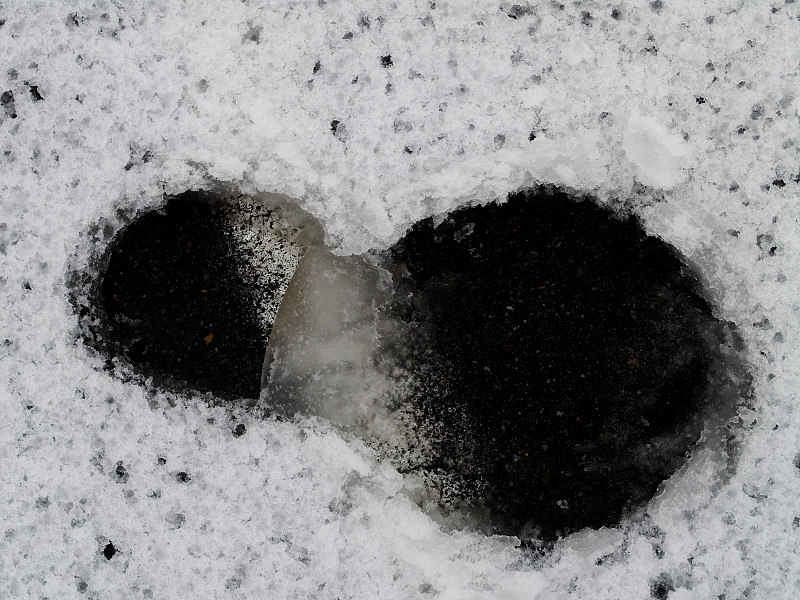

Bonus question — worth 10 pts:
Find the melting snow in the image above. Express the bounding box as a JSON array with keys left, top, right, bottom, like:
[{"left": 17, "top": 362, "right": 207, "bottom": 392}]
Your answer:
[{"left": 1, "top": 1, "right": 799, "bottom": 598}]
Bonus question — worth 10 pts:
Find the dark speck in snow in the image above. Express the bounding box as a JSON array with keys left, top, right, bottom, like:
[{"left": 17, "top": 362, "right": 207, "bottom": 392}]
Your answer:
[
  {"left": 242, "top": 23, "right": 262, "bottom": 44},
  {"left": 505, "top": 4, "right": 534, "bottom": 19},
  {"left": 1, "top": 90, "right": 16, "bottom": 118},
  {"left": 115, "top": 462, "right": 128, "bottom": 483},
  {"left": 103, "top": 542, "right": 117, "bottom": 560}
]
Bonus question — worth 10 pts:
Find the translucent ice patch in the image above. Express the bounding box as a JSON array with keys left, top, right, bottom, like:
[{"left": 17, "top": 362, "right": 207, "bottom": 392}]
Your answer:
[{"left": 261, "top": 247, "right": 397, "bottom": 433}]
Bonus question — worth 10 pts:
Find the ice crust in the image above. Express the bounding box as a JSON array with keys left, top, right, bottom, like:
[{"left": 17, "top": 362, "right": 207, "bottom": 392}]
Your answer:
[
  {"left": 1, "top": 1, "right": 800, "bottom": 598},
  {"left": 262, "top": 247, "right": 396, "bottom": 431}
]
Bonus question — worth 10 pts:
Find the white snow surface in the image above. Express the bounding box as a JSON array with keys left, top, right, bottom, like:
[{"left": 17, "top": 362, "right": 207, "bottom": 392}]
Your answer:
[
  {"left": 623, "top": 113, "right": 689, "bottom": 189},
  {"left": 1, "top": 1, "right": 799, "bottom": 598}
]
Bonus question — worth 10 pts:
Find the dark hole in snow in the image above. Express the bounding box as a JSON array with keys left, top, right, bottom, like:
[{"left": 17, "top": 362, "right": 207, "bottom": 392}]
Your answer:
[
  {"left": 74, "top": 183, "right": 748, "bottom": 543},
  {"left": 70, "top": 190, "right": 322, "bottom": 403},
  {"left": 103, "top": 541, "right": 117, "bottom": 560},
  {"left": 85, "top": 191, "right": 270, "bottom": 399},
  {"left": 385, "top": 187, "right": 747, "bottom": 539},
  {"left": 380, "top": 55, "right": 393, "bottom": 67}
]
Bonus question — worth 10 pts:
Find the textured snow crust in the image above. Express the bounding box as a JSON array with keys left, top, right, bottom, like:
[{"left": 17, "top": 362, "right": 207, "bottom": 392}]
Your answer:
[{"left": 1, "top": 1, "right": 800, "bottom": 598}]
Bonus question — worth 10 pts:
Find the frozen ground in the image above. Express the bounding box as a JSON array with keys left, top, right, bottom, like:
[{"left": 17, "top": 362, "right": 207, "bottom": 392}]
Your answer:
[{"left": 1, "top": 1, "right": 799, "bottom": 598}]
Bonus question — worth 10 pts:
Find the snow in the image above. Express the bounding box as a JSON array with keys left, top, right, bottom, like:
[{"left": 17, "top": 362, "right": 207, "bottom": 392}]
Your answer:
[
  {"left": 623, "top": 113, "right": 689, "bottom": 190},
  {"left": 1, "top": 1, "right": 800, "bottom": 598}
]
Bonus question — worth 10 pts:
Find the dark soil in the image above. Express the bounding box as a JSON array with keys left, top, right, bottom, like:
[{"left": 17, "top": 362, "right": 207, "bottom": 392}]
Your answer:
[
  {"left": 387, "top": 187, "right": 742, "bottom": 539},
  {"left": 96, "top": 191, "right": 267, "bottom": 399}
]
